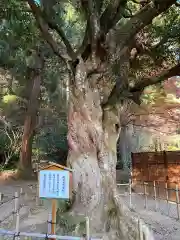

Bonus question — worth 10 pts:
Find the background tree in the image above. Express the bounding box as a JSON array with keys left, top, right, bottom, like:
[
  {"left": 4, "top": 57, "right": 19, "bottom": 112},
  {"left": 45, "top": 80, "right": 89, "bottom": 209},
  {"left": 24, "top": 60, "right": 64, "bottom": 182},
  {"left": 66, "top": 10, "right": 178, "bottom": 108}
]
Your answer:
[
  {"left": 0, "top": 0, "right": 69, "bottom": 173},
  {"left": 118, "top": 78, "right": 180, "bottom": 171},
  {"left": 17, "top": 49, "right": 44, "bottom": 179}
]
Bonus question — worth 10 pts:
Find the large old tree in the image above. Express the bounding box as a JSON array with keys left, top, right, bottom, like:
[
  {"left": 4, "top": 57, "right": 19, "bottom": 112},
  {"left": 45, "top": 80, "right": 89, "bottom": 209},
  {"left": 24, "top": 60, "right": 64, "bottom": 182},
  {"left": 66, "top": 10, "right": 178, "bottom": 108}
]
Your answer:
[{"left": 26, "top": 0, "right": 180, "bottom": 238}]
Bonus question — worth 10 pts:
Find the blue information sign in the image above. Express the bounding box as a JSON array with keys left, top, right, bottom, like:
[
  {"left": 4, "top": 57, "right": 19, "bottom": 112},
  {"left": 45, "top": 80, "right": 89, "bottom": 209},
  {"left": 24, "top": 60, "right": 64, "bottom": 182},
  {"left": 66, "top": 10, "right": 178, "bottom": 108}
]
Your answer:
[{"left": 39, "top": 170, "right": 69, "bottom": 199}]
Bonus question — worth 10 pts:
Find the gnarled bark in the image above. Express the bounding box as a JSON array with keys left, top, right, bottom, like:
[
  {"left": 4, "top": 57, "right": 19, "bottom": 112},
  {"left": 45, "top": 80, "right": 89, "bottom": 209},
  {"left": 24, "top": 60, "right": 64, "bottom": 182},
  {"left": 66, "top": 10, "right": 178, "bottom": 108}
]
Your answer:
[
  {"left": 66, "top": 82, "right": 116, "bottom": 235},
  {"left": 58, "top": 70, "right": 154, "bottom": 239}
]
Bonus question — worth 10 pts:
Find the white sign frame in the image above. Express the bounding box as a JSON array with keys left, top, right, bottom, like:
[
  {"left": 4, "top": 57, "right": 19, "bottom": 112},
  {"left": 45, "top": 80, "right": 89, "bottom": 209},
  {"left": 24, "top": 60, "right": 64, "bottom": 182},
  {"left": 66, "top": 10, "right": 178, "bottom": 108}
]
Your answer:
[{"left": 39, "top": 170, "right": 70, "bottom": 199}]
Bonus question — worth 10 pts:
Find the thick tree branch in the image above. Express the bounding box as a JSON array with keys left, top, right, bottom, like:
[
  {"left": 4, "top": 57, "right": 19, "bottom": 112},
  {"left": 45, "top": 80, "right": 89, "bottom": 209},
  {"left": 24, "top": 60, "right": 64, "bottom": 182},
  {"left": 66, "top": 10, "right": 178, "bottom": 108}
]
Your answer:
[
  {"left": 76, "top": 22, "right": 89, "bottom": 56},
  {"left": 42, "top": 12, "right": 76, "bottom": 59},
  {"left": 80, "top": 0, "right": 129, "bottom": 61},
  {"left": 130, "top": 11, "right": 179, "bottom": 63},
  {"left": 27, "top": 0, "right": 74, "bottom": 61},
  {"left": 87, "top": 0, "right": 101, "bottom": 55},
  {"left": 116, "top": 0, "right": 176, "bottom": 50},
  {"left": 78, "top": 0, "right": 101, "bottom": 62},
  {"left": 130, "top": 33, "right": 179, "bottom": 68},
  {"left": 95, "top": 0, "right": 104, "bottom": 13},
  {"left": 100, "top": 0, "right": 127, "bottom": 34},
  {"left": 104, "top": 63, "right": 180, "bottom": 108},
  {"left": 130, "top": 63, "right": 180, "bottom": 92}
]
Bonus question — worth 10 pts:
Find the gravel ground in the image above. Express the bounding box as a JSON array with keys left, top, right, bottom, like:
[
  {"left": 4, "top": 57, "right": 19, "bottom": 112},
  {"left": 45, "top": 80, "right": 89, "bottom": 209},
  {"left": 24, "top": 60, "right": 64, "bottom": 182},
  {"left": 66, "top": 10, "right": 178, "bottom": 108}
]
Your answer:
[
  {"left": 1, "top": 179, "right": 180, "bottom": 240},
  {"left": 118, "top": 189, "right": 180, "bottom": 240},
  {"left": 0, "top": 180, "right": 49, "bottom": 239}
]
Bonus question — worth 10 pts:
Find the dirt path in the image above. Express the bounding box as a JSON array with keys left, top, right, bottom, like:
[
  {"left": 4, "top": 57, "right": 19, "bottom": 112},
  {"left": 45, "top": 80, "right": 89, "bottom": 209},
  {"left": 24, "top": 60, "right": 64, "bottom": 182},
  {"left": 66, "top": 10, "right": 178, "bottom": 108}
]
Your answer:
[
  {"left": 1, "top": 178, "right": 180, "bottom": 239},
  {"left": 0, "top": 180, "right": 49, "bottom": 239}
]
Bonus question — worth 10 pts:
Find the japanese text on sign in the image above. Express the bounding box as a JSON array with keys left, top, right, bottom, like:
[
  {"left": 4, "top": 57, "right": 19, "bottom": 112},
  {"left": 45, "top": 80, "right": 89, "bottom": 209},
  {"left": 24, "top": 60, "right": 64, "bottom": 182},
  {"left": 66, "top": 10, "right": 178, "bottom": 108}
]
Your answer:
[{"left": 39, "top": 170, "right": 69, "bottom": 199}]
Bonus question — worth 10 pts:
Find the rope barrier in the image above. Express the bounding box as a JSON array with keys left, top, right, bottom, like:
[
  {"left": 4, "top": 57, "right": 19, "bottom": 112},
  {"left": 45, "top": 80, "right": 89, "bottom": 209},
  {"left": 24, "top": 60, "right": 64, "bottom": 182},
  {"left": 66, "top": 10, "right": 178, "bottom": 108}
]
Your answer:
[
  {"left": 47, "top": 220, "right": 56, "bottom": 225},
  {"left": 0, "top": 204, "right": 24, "bottom": 224},
  {"left": 0, "top": 185, "right": 101, "bottom": 240},
  {"left": 45, "top": 233, "right": 49, "bottom": 240},
  {"left": 13, "top": 231, "right": 20, "bottom": 240},
  {"left": 0, "top": 229, "right": 102, "bottom": 240},
  {"left": 0, "top": 196, "right": 15, "bottom": 206},
  {"left": 0, "top": 212, "right": 14, "bottom": 224}
]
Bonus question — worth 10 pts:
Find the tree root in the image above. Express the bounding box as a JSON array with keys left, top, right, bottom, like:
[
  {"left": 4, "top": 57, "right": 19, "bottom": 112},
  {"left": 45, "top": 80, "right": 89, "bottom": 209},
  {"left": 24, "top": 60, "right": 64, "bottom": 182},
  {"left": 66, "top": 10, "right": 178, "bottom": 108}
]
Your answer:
[
  {"left": 56, "top": 190, "right": 154, "bottom": 240},
  {"left": 56, "top": 210, "right": 86, "bottom": 236}
]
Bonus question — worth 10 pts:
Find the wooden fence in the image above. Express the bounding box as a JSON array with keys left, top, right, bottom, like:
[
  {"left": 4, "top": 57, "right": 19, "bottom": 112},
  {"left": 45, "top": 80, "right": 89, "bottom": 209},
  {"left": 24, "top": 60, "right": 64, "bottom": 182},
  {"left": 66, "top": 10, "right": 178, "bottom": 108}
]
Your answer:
[
  {"left": 117, "top": 180, "right": 180, "bottom": 220},
  {"left": 131, "top": 151, "right": 180, "bottom": 201}
]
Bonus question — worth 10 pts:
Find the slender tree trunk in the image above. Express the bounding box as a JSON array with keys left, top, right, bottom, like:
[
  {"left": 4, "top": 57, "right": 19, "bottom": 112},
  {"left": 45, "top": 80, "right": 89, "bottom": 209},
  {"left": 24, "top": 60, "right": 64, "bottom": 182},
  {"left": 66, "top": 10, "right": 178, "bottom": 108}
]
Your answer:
[
  {"left": 118, "top": 125, "right": 134, "bottom": 171},
  {"left": 18, "top": 60, "right": 43, "bottom": 179}
]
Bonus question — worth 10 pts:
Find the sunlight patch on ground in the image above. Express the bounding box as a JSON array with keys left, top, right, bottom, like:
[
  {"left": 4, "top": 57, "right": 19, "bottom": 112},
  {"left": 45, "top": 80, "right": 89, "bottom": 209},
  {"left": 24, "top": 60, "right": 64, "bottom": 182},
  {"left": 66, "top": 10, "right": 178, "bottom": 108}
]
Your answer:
[{"left": 0, "top": 170, "right": 18, "bottom": 182}]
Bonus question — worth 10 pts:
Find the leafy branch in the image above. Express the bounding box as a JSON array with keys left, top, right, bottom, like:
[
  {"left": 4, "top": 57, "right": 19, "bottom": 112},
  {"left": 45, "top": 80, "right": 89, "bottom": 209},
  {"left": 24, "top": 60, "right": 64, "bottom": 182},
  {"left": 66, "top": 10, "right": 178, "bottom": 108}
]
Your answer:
[{"left": 104, "top": 63, "right": 180, "bottom": 107}]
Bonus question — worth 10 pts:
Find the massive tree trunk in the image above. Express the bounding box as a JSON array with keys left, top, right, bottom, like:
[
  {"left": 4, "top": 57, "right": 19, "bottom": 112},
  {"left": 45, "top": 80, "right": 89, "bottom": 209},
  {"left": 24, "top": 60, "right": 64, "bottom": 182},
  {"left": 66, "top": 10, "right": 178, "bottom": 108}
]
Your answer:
[
  {"left": 60, "top": 63, "right": 154, "bottom": 239},
  {"left": 18, "top": 52, "right": 44, "bottom": 179},
  {"left": 66, "top": 84, "right": 116, "bottom": 236}
]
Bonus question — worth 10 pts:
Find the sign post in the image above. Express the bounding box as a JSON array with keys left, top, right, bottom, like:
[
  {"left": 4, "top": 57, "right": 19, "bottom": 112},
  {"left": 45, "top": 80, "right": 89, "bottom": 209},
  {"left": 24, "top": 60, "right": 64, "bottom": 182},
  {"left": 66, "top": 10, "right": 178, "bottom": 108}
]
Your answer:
[
  {"left": 51, "top": 199, "right": 57, "bottom": 236},
  {"left": 39, "top": 168, "right": 70, "bottom": 239}
]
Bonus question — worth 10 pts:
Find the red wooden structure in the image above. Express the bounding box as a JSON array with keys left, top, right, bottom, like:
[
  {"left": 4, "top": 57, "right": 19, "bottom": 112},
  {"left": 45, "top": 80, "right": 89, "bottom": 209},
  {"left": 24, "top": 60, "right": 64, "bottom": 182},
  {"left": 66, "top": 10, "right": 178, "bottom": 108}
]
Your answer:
[{"left": 131, "top": 151, "right": 180, "bottom": 201}]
